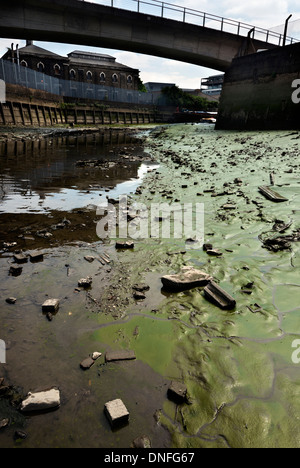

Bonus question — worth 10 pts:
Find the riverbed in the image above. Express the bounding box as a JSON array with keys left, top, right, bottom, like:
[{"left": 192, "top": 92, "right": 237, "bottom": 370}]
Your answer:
[{"left": 0, "top": 124, "right": 299, "bottom": 448}]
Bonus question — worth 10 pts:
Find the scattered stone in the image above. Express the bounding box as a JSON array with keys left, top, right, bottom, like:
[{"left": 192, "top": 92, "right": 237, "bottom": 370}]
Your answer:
[
  {"left": 6, "top": 297, "right": 17, "bottom": 304},
  {"left": 133, "top": 291, "right": 146, "bottom": 300},
  {"left": 132, "top": 284, "right": 150, "bottom": 292},
  {"left": 204, "top": 281, "right": 236, "bottom": 310},
  {"left": 203, "top": 243, "right": 213, "bottom": 252},
  {"left": 13, "top": 253, "right": 28, "bottom": 264},
  {"left": 29, "top": 251, "right": 44, "bottom": 263},
  {"left": 258, "top": 186, "right": 288, "bottom": 203},
  {"left": 91, "top": 352, "right": 102, "bottom": 360},
  {"left": 42, "top": 299, "right": 60, "bottom": 314},
  {"left": 0, "top": 419, "right": 9, "bottom": 429},
  {"left": 167, "top": 381, "right": 188, "bottom": 404},
  {"left": 105, "top": 350, "right": 136, "bottom": 362},
  {"left": 9, "top": 265, "right": 23, "bottom": 276},
  {"left": 20, "top": 388, "right": 60, "bottom": 412},
  {"left": 115, "top": 241, "right": 134, "bottom": 249},
  {"left": 206, "top": 249, "right": 223, "bottom": 257},
  {"left": 78, "top": 277, "right": 93, "bottom": 288},
  {"left": 104, "top": 399, "right": 129, "bottom": 428},
  {"left": 132, "top": 435, "right": 152, "bottom": 448},
  {"left": 80, "top": 357, "right": 95, "bottom": 370},
  {"left": 3, "top": 242, "right": 17, "bottom": 249},
  {"left": 161, "top": 266, "right": 212, "bottom": 292},
  {"left": 222, "top": 204, "right": 236, "bottom": 210},
  {"left": 14, "top": 430, "right": 27, "bottom": 440},
  {"left": 84, "top": 256, "right": 95, "bottom": 263}
]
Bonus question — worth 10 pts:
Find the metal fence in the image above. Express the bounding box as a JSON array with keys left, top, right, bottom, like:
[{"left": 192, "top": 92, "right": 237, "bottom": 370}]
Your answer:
[
  {"left": 84, "top": 0, "right": 298, "bottom": 46},
  {"left": 0, "top": 59, "right": 156, "bottom": 105}
]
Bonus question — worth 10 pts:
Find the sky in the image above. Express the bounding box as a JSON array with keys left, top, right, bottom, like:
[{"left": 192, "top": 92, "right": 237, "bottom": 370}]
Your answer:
[{"left": 0, "top": 0, "right": 299, "bottom": 89}]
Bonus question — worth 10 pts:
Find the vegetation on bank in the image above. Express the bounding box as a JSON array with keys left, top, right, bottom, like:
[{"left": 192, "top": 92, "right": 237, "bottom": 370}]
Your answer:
[{"left": 161, "top": 85, "right": 218, "bottom": 111}]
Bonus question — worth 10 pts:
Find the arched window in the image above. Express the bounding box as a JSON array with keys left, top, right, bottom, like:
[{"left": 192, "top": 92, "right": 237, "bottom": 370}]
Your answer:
[
  {"left": 127, "top": 75, "right": 133, "bottom": 84},
  {"left": 86, "top": 71, "right": 93, "bottom": 81},
  {"left": 69, "top": 69, "right": 76, "bottom": 80},
  {"left": 37, "top": 62, "right": 45, "bottom": 73},
  {"left": 112, "top": 73, "right": 118, "bottom": 83},
  {"left": 20, "top": 60, "right": 28, "bottom": 67},
  {"left": 54, "top": 64, "right": 61, "bottom": 76},
  {"left": 100, "top": 72, "right": 106, "bottom": 83}
]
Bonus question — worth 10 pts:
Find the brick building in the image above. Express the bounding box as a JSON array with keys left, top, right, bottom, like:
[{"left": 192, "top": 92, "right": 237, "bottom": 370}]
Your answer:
[{"left": 2, "top": 41, "right": 140, "bottom": 91}]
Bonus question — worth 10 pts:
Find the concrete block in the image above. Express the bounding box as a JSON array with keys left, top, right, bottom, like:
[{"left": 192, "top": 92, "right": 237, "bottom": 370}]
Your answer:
[
  {"left": 105, "top": 350, "right": 136, "bottom": 362},
  {"left": 42, "top": 299, "right": 60, "bottom": 313},
  {"left": 167, "top": 381, "right": 187, "bottom": 404},
  {"left": 104, "top": 399, "right": 129, "bottom": 428},
  {"left": 21, "top": 388, "right": 60, "bottom": 412}
]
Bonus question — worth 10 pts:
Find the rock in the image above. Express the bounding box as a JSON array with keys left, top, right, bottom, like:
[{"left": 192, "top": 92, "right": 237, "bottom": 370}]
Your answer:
[
  {"left": 132, "top": 284, "right": 150, "bottom": 292},
  {"left": 132, "top": 435, "right": 152, "bottom": 448},
  {"left": 0, "top": 419, "right": 9, "bottom": 429},
  {"left": 9, "top": 265, "right": 23, "bottom": 276},
  {"left": 80, "top": 357, "right": 95, "bottom": 370},
  {"left": 84, "top": 256, "right": 95, "bottom": 263},
  {"left": 204, "top": 281, "right": 236, "bottom": 310},
  {"left": 133, "top": 291, "right": 146, "bottom": 300},
  {"left": 161, "top": 266, "right": 212, "bottom": 292},
  {"left": 42, "top": 299, "right": 60, "bottom": 313},
  {"left": 6, "top": 297, "right": 17, "bottom": 304},
  {"left": 167, "top": 381, "right": 188, "bottom": 404},
  {"left": 13, "top": 253, "right": 28, "bottom": 264},
  {"left": 206, "top": 249, "right": 223, "bottom": 257},
  {"left": 91, "top": 352, "right": 102, "bottom": 360},
  {"left": 115, "top": 241, "right": 134, "bottom": 249},
  {"left": 78, "top": 277, "right": 93, "bottom": 288},
  {"left": 105, "top": 350, "right": 136, "bottom": 362},
  {"left": 104, "top": 399, "right": 129, "bottom": 428},
  {"left": 203, "top": 243, "right": 213, "bottom": 252},
  {"left": 20, "top": 388, "right": 60, "bottom": 412},
  {"left": 14, "top": 430, "right": 27, "bottom": 440},
  {"left": 29, "top": 251, "right": 44, "bottom": 263}
]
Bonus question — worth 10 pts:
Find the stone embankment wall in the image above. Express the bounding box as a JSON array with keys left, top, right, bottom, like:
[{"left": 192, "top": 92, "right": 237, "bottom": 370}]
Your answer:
[
  {"left": 216, "top": 42, "right": 300, "bottom": 130},
  {"left": 0, "top": 84, "right": 160, "bottom": 126}
]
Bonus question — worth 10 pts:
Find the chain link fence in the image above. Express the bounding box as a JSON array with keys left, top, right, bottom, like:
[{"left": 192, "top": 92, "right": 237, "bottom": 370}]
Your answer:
[{"left": 0, "top": 59, "right": 157, "bottom": 105}]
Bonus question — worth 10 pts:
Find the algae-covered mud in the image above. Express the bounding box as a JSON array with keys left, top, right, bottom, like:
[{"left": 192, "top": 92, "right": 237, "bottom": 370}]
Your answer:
[{"left": 0, "top": 124, "right": 299, "bottom": 448}]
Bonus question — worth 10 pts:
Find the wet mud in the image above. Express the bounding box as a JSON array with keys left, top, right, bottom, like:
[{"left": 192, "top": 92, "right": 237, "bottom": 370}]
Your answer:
[{"left": 0, "top": 124, "right": 299, "bottom": 448}]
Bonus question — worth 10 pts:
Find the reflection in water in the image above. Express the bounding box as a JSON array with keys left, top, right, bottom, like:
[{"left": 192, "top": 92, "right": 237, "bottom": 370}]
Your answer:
[{"left": 0, "top": 131, "right": 158, "bottom": 213}]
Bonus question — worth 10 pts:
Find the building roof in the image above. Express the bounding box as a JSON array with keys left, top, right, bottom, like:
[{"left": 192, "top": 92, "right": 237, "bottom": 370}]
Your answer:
[{"left": 17, "top": 44, "right": 65, "bottom": 59}]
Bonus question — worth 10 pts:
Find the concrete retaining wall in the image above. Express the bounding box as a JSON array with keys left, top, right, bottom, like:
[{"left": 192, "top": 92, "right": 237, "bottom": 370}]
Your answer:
[{"left": 216, "top": 42, "right": 300, "bottom": 130}]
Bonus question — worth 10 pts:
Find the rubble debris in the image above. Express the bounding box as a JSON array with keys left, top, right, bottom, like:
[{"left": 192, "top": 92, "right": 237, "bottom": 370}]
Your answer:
[
  {"left": 131, "top": 435, "right": 152, "bottom": 448},
  {"left": 258, "top": 186, "right": 288, "bottom": 203},
  {"left": 204, "top": 281, "right": 236, "bottom": 310},
  {"left": 78, "top": 277, "right": 93, "bottom": 288},
  {"left": 115, "top": 241, "right": 134, "bottom": 249},
  {"left": 20, "top": 388, "right": 60, "bottom": 412},
  {"left": 105, "top": 350, "right": 136, "bottom": 362},
  {"left": 104, "top": 399, "right": 129, "bottom": 428},
  {"left": 42, "top": 299, "right": 60, "bottom": 313},
  {"left": 206, "top": 249, "right": 223, "bottom": 257},
  {"left": 6, "top": 297, "right": 17, "bottom": 304},
  {"left": 13, "top": 253, "right": 28, "bottom": 264},
  {"left": 9, "top": 265, "right": 23, "bottom": 276},
  {"left": 132, "top": 284, "right": 150, "bottom": 292},
  {"left": 80, "top": 357, "right": 95, "bottom": 370},
  {"left": 167, "top": 381, "right": 188, "bottom": 404},
  {"left": 84, "top": 256, "right": 95, "bottom": 263},
  {"left": 161, "top": 266, "right": 212, "bottom": 292},
  {"left": 29, "top": 251, "right": 44, "bottom": 263},
  {"left": 133, "top": 291, "right": 146, "bottom": 300}
]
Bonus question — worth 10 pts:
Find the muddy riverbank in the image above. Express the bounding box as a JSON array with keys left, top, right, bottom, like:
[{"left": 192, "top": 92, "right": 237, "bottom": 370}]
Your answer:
[{"left": 0, "top": 123, "right": 299, "bottom": 448}]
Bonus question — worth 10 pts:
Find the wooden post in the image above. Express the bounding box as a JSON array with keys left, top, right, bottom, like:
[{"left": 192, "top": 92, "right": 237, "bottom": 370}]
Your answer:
[
  {"left": 9, "top": 102, "right": 16, "bottom": 125},
  {"left": 19, "top": 103, "right": 25, "bottom": 125},
  {"left": 0, "top": 103, "right": 6, "bottom": 125},
  {"left": 28, "top": 104, "right": 33, "bottom": 125}
]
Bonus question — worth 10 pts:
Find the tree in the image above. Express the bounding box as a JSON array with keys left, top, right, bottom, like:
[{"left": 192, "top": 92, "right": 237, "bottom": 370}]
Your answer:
[{"left": 161, "top": 85, "right": 217, "bottom": 111}]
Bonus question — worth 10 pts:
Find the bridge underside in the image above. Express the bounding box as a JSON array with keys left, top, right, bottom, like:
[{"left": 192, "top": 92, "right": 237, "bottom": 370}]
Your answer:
[{"left": 0, "top": 0, "right": 275, "bottom": 72}]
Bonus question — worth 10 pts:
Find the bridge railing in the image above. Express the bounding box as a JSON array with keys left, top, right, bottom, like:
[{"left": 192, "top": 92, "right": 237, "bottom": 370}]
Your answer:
[{"left": 84, "top": 0, "right": 298, "bottom": 45}]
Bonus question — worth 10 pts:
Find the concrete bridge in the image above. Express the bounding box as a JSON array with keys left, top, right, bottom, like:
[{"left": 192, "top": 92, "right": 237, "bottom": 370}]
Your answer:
[{"left": 0, "top": 0, "right": 290, "bottom": 72}]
